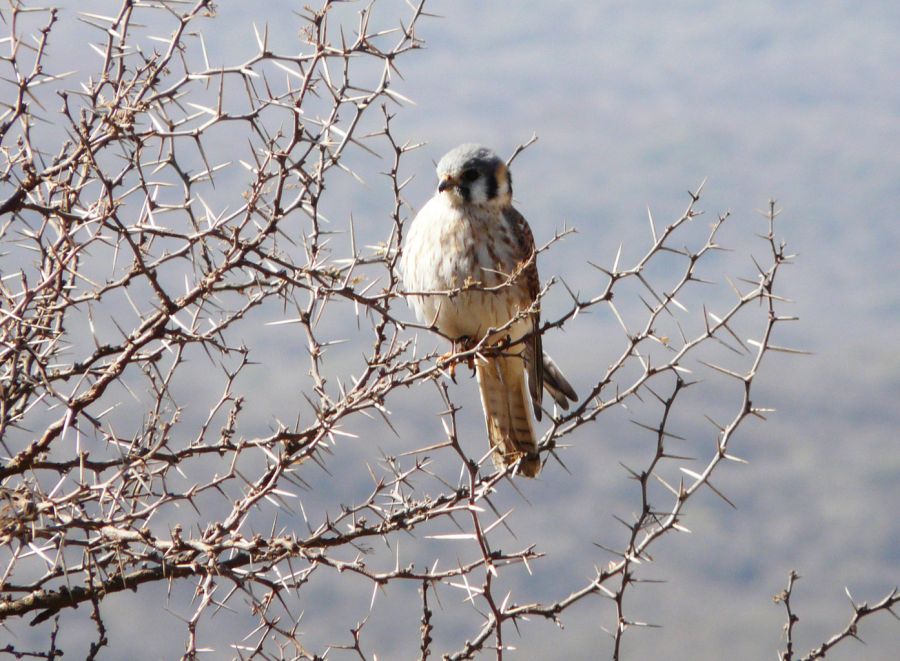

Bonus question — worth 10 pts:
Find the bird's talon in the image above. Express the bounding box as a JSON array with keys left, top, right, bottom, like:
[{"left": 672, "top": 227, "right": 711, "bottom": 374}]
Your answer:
[{"left": 438, "top": 351, "right": 458, "bottom": 381}]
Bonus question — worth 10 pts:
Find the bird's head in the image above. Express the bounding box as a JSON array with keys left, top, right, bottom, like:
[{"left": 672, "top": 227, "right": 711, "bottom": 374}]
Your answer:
[{"left": 435, "top": 144, "right": 511, "bottom": 207}]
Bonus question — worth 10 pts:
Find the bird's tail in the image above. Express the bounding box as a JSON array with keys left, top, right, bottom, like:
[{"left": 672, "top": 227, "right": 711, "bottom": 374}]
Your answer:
[{"left": 476, "top": 354, "right": 540, "bottom": 477}]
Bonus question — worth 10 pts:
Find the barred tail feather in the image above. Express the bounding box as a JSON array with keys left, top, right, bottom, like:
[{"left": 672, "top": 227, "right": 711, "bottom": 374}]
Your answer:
[{"left": 476, "top": 355, "right": 541, "bottom": 477}]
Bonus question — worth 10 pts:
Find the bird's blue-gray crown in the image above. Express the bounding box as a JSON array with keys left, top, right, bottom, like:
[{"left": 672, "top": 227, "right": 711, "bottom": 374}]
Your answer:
[
  {"left": 435, "top": 143, "right": 511, "bottom": 204},
  {"left": 436, "top": 144, "right": 501, "bottom": 177}
]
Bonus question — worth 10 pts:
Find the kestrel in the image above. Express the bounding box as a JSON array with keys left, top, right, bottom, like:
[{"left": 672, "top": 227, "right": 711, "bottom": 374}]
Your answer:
[{"left": 402, "top": 144, "right": 576, "bottom": 477}]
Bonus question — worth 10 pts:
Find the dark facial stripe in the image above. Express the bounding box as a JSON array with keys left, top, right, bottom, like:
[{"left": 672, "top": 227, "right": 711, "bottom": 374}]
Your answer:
[
  {"left": 485, "top": 171, "right": 498, "bottom": 200},
  {"left": 460, "top": 185, "right": 471, "bottom": 202}
]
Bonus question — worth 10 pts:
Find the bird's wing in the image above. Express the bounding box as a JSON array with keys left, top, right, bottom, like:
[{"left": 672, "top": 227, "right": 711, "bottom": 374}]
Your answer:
[
  {"left": 502, "top": 206, "right": 543, "bottom": 420},
  {"left": 542, "top": 352, "right": 578, "bottom": 410}
]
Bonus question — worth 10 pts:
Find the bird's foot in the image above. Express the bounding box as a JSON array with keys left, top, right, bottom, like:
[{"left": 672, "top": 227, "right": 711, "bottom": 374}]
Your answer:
[
  {"left": 457, "top": 336, "right": 478, "bottom": 374},
  {"left": 437, "top": 350, "right": 458, "bottom": 381},
  {"left": 438, "top": 336, "right": 477, "bottom": 380}
]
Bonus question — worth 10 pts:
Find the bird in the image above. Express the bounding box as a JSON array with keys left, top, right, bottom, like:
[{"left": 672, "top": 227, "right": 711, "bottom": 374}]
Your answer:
[{"left": 401, "top": 144, "right": 577, "bottom": 477}]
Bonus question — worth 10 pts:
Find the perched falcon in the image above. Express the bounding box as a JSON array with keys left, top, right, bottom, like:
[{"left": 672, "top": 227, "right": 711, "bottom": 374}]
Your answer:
[{"left": 402, "top": 144, "right": 577, "bottom": 477}]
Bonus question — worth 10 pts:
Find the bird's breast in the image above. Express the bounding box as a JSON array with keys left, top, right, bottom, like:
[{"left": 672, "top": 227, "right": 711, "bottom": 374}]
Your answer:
[{"left": 402, "top": 197, "right": 528, "bottom": 341}]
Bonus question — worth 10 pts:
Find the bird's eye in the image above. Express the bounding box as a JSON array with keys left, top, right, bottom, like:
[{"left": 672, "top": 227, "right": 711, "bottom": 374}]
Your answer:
[{"left": 461, "top": 169, "right": 479, "bottom": 182}]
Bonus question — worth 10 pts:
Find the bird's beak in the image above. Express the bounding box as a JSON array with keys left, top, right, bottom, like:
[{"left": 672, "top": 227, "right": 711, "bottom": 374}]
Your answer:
[{"left": 438, "top": 175, "right": 458, "bottom": 193}]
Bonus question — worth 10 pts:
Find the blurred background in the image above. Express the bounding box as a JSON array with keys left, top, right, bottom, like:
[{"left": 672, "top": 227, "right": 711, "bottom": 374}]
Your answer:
[
  {"left": 8, "top": 1, "right": 899, "bottom": 658},
  {"left": 397, "top": 3, "right": 900, "bottom": 657}
]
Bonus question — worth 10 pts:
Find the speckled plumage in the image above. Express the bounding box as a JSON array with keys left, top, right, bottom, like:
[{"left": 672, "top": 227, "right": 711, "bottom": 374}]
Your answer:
[{"left": 401, "top": 144, "right": 576, "bottom": 477}]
